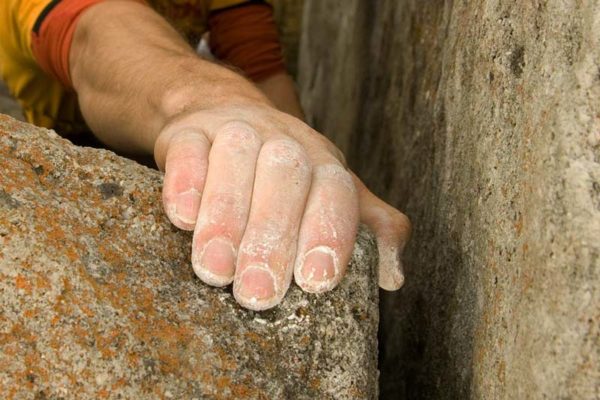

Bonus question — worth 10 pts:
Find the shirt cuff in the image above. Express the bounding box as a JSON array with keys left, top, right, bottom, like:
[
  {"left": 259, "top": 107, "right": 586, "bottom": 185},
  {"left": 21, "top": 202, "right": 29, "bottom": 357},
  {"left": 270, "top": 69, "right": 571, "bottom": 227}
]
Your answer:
[
  {"left": 31, "top": 0, "right": 148, "bottom": 89},
  {"left": 209, "top": 3, "right": 286, "bottom": 82}
]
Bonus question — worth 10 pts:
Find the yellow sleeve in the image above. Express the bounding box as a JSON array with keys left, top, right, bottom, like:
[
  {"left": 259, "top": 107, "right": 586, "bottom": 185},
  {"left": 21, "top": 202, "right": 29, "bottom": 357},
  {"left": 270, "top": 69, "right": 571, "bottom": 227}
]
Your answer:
[
  {"left": 0, "top": 0, "right": 51, "bottom": 62},
  {"left": 0, "top": 0, "right": 74, "bottom": 129}
]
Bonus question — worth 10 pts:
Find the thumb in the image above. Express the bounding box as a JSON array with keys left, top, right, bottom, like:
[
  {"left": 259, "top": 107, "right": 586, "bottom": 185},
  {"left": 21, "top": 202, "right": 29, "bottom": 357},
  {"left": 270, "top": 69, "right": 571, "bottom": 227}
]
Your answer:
[{"left": 351, "top": 173, "right": 412, "bottom": 290}]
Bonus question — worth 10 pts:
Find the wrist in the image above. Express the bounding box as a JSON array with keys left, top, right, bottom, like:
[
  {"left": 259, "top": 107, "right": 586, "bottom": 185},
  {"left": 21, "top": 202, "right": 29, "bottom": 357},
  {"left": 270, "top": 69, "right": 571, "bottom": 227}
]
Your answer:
[
  {"left": 159, "top": 61, "right": 271, "bottom": 123},
  {"left": 70, "top": 0, "right": 275, "bottom": 157}
]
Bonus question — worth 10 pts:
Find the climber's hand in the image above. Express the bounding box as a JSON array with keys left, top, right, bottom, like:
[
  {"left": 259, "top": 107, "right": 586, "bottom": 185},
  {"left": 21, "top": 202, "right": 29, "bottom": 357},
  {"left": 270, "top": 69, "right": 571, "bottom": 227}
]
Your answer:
[
  {"left": 154, "top": 104, "right": 410, "bottom": 310},
  {"left": 67, "top": 0, "right": 411, "bottom": 311}
]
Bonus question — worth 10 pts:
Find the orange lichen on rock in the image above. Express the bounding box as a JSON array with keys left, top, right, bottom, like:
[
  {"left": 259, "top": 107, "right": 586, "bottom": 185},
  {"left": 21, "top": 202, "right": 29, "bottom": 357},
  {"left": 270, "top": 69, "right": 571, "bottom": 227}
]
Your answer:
[{"left": 15, "top": 274, "right": 32, "bottom": 294}]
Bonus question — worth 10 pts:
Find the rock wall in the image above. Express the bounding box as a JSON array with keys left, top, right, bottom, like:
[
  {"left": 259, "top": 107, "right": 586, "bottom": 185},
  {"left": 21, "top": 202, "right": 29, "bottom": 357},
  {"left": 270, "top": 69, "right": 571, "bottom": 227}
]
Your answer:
[
  {"left": 298, "top": 1, "right": 600, "bottom": 399},
  {"left": 0, "top": 115, "right": 380, "bottom": 399},
  {"left": 272, "top": 0, "right": 305, "bottom": 78}
]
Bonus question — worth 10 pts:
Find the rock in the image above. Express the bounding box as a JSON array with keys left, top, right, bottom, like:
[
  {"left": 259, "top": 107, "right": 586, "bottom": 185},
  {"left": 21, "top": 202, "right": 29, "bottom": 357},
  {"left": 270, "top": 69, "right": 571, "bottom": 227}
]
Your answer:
[
  {"left": 299, "top": 1, "right": 600, "bottom": 399},
  {"left": 272, "top": 0, "right": 306, "bottom": 78},
  {"left": 0, "top": 115, "right": 379, "bottom": 399},
  {"left": 0, "top": 81, "right": 24, "bottom": 121}
]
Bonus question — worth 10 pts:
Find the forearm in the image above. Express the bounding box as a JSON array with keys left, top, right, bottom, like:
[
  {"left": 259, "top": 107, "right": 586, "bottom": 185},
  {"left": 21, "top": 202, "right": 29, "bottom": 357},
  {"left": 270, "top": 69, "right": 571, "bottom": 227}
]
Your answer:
[{"left": 70, "top": 0, "right": 269, "bottom": 154}]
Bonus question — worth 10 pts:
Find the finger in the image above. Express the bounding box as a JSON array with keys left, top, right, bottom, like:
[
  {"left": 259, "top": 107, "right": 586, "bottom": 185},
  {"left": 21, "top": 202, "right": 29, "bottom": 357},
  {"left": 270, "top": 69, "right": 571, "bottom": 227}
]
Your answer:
[
  {"left": 352, "top": 173, "right": 412, "bottom": 290},
  {"left": 294, "top": 163, "right": 359, "bottom": 293},
  {"left": 161, "top": 131, "right": 210, "bottom": 230},
  {"left": 234, "top": 139, "right": 312, "bottom": 310},
  {"left": 191, "top": 122, "right": 262, "bottom": 286}
]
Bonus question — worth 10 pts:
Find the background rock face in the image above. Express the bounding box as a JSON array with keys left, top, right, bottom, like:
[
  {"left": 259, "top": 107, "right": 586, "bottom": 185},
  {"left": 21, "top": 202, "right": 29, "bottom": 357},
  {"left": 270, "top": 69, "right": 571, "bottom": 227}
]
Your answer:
[
  {"left": 272, "top": 0, "right": 305, "bottom": 78},
  {"left": 298, "top": 1, "right": 600, "bottom": 399},
  {"left": 0, "top": 115, "right": 379, "bottom": 400}
]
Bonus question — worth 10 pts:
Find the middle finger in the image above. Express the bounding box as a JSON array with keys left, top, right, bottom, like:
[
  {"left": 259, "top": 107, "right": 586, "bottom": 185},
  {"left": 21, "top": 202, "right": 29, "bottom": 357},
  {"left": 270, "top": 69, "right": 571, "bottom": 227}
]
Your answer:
[{"left": 233, "top": 138, "right": 312, "bottom": 310}]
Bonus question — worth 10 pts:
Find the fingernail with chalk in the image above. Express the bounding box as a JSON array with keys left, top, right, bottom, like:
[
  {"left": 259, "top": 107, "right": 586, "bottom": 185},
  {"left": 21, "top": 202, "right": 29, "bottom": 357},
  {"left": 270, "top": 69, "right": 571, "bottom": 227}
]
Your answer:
[{"left": 297, "top": 246, "right": 339, "bottom": 293}]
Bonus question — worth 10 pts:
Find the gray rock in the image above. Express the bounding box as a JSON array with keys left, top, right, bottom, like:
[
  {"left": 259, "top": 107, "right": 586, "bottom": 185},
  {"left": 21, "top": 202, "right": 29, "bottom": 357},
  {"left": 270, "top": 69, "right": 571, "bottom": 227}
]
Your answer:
[
  {"left": 299, "top": 1, "right": 600, "bottom": 399},
  {"left": 272, "top": 0, "right": 305, "bottom": 78},
  {"left": 0, "top": 81, "right": 24, "bottom": 121},
  {"left": 0, "top": 115, "right": 379, "bottom": 399}
]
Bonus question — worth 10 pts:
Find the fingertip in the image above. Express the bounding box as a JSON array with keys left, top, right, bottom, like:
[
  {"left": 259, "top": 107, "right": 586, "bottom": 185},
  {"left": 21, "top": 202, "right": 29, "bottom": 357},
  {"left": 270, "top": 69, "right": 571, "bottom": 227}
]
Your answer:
[
  {"left": 294, "top": 246, "right": 342, "bottom": 293},
  {"left": 192, "top": 237, "right": 236, "bottom": 287},
  {"left": 233, "top": 265, "right": 285, "bottom": 311},
  {"left": 234, "top": 294, "right": 284, "bottom": 311},
  {"left": 194, "top": 265, "right": 234, "bottom": 287},
  {"left": 379, "top": 267, "right": 405, "bottom": 291},
  {"left": 163, "top": 188, "right": 201, "bottom": 230},
  {"left": 377, "top": 242, "right": 405, "bottom": 291}
]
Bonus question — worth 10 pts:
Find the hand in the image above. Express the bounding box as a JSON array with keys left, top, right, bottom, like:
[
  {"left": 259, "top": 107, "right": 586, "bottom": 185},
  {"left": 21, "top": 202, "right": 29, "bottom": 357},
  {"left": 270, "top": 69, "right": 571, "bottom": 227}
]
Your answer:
[
  {"left": 65, "top": 0, "right": 411, "bottom": 306},
  {"left": 154, "top": 104, "right": 411, "bottom": 310}
]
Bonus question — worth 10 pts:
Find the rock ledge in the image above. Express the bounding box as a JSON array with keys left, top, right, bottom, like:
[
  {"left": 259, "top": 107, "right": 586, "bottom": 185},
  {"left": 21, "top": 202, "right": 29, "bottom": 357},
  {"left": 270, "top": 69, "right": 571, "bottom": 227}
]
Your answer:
[{"left": 0, "top": 115, "right": 379, "bottom": 400}]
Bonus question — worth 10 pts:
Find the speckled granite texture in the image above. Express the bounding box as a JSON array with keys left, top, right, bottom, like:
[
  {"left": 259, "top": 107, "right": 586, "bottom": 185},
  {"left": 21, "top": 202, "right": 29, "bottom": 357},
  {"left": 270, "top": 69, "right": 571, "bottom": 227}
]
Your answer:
[{"left": 0, "top": 115, "right": 379, "bottom": 400}]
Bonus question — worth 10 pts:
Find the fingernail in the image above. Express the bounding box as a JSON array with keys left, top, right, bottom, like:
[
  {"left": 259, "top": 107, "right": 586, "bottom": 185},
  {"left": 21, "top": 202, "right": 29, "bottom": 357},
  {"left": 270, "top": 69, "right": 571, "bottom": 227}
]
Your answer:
[
  {"left": 193, "top": 237, "right": 235, "bottom": 286},
  {"left": 172, "top": 188, "right": 200, "bottom": 225},
  {"left": 237, "top": 265, "right": 276, "bottom": 303},
  {"left": 298, "top": 246, "right": 338, "bottom": 293}
]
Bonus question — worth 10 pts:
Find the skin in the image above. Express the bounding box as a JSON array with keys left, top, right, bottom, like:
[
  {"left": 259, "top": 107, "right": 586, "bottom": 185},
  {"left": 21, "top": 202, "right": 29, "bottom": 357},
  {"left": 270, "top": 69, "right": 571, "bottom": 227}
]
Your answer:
[{"left": 69, "top": 0, "right": 412, "bottom": 311}]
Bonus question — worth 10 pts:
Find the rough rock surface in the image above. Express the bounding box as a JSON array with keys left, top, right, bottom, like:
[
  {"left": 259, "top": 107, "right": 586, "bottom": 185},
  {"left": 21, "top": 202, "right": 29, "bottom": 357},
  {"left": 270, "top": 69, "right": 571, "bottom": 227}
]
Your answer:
[
  {"left": 0, "top": 115, "right": 379, "bottom": 400},
  {"left": 299, "top": 1, "right": 600, "bottom": 399},
  {"left": 272, "top": 0, "right": 305, "bottom": 78},
  {"left": 0, "top": 81, "right": 23, "bottom": 121}
]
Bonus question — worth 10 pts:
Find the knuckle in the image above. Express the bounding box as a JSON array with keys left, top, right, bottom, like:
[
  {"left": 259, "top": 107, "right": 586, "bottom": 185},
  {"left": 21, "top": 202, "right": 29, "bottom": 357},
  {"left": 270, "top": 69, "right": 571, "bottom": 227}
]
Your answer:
[
  {"left": 165, "top": 132, "right": 210, "bottom": 165},
  {"left": 169, "top": 130, "right": 209, "bottom": 147},
  {"left": 216, "top": 121, "right": 262, "bottom": 148},
  {"left": 333, "top": 148, "right": 348, "bottom": 166},
  {"left": 208, "top": 191, "right": 240, "bottom": 209},
  {"left": 261, "top": 139, "right": 312, "bottom": 175},
  {"left": 309, "top": 132, "right": 345, "bottom": 162},
  {"left": 314, "top": 164, "right": 355, "bottom": 193},
  {"left": 393, "top": 212, "right": 412, "bottom": 235}
]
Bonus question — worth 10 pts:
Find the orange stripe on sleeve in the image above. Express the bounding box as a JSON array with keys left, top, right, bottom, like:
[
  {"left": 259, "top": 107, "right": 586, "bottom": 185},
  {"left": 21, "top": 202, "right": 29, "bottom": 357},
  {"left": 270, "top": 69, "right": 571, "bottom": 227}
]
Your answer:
[
  {"left": 208, "top": 3, "right": 286, "bottom": 82},
  {"left": 31, "top": 0, "right": 147, "bottom": 89}
]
